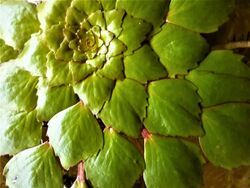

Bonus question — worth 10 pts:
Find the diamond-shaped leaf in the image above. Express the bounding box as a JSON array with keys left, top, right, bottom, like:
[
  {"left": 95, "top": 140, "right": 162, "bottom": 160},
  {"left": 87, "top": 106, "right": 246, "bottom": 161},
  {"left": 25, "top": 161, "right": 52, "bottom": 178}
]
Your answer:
[
  {"left": 200, "top": 103, "right": 250, "bottom": 168},
  {"left": 85, "top": 128, "right": 145, "bottom": 188},
  {"left": 144, "top": 134, "right": 204, "bottom": 188},
  {"left": 0, "top": 110, "right": 42, "bottom": 156},
  {"left": 48, "top": 103, "right": 103, "bottom": 169},
  {"left": 167, "top": 0, "right": 235, "bottom": 33},
  {"left": 0, "top": 62, "right": 38, "bottom": 112},
  {"left": 3, "top": 143, "right": 63, "bottom": 188},
  {"left": 151, "top": 23, "right": 209, "bottom": 76},
  {"left": 100, "top": 79, "right": 148, "bottom": 137},
  {"left": 145, "top": 79, "right": 203, "bottom": 137},
  {"left": 187, "top": 50, "right": 250, "bottom": 107}
]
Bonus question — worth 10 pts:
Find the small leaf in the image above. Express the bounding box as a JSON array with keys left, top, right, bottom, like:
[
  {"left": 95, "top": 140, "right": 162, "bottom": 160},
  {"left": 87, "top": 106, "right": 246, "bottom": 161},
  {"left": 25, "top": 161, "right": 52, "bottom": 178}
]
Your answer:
[
  {"left": 3, "top": 143, "right": 63, "bottom": 188},
  {"left": 0, "top": 0, "right": 39, "bottom": 49},
  {"left": 144, "top": 79, "right": 203, "bottom": 137},
  {"left": 116, "top": 0, "right": 168, "bottom": 28},
  {"left": 167, "top": 0, "right": 235, "bottom": 33},
  {"left": 150, "top": 23, "right": 209, "bottom": 77},
  {"left": 186, "top": 50, "right": 250, "bottom": 107},
  {"left": 0, "top": 62, "right": 38, "bottom": 112},
  {"left": 85, "top": 129, "right": 145, "bottom": 188},
  {"left": 36, "top": 79, "right": 78, "bottom": 121},
  {"left": 71, "top": 179, "right": 88, "bottom": 188},
  {"left": 0, "top": 110, "right": 42, "bottom": 156},
  {"left": 0, "top": 38, "right": 18, "bottom": 63},
  {"left": 118, "top": 15, "right": 152, "bottom": 55},
  {"left": 144, "top": 135, "right": 204, "bottom": 188},
  {"left": 100, "top": 79, "right": 148, "bottom": 137},
  {"left": 200, "top": 103, "right": 250, "bottom": 168},
  {"left": 124, "top": 45, "right": 168, "bottom": 83},
  {"left": 73, "top": 73, "right": 114, "bottom": 115},
  {"left": 48, "top": 103, "right": 103, "bottom": 169}
]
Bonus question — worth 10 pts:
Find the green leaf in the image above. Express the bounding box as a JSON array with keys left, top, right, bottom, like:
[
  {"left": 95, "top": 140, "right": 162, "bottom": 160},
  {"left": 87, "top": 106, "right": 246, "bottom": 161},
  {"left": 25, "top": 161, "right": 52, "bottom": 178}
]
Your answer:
[
  {"left": 118, "top": 15, "right": 152, "bottom": 55},
  {"left": 167, "top": 0, "right": 235, "bottom": 33},
  {"left": 116, "top": 0, "right": 168, "bottom": 28},
  {"left": 98, "top": 56, "right": 124, "bottom": 80},
  {"left": 100, "top": 79, "right": 148, "bottom": 137},
  {"left": 36, "top": 79, "right": 78, "bottom": 121},
  {"left": 0, "top": 62, "right": 38, "bottom": 112},
  {"left": 144, "top": 135, "right": 204, "bottom": 188},
  {"left": 71, "top": 179, "right": 88, "bottom": 188},
  {"left": 150, "top": 23, "right": 209, "bottom": 77},
  {"left": 73, "top": 73, "right": 114, "bottom": 115},
  {"left": 3, "top": 143, "right": 63, "bottom": 188},
  {"left": 144, "top": 79, "right": 203, "bottom": 137},
  {"left": 0, "top": 110, "right": 42, "bottom": 156},
  {"left": 106, "top": 38, "right": 126, "bottom": 59},
  {"left": 47, "top": 103, "right": 103, "bottom": 169},
  {"left": 99, "top": 0, "right": 116, "bottom": 10},
  {"left": 18, "top": 33, "right": 49, "bottom": 77},
  {"left": 0, "top": 38, "right": 18, "bottom": 63},
  {"left": 124, "top": 45, "right": 168, "bottom": 83},
  {"left": 200, "top": 103, "right": 250, "bottom": 168},
  {"left": 72, "top": 0, "right": 101, "bottom": 16},
  {"left": 104, "top": 9, "right": 125, "bottom": 37},
  {"left": 186, "top": 50, "right": 250, "bottom": 107},
  {"left": 85, "top": 128, "right": 145, "bottom": 188},
  {"left": 37, "top": 0, "right": 71, "bottom": 30},
  {"left": 0, "top": 0, "right": 39, "bottom": 49}
]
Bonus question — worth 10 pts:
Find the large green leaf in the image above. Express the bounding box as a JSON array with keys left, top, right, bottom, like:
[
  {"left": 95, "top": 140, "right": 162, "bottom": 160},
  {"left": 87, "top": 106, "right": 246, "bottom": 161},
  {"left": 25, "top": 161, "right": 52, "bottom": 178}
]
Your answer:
[
  {"left": 186, "top": 50, "right": 250, "bottom": 107},
  {"left": 3, "top": 143, "right": 63, "bottom": 188},
  {"left": 124, "top": 45, "right": 168, "bottom": 83},
  {"left": 47, "top": 103, "right": 103, "bottom": 169},
  {"left": 151, "top": 23, "right": 209, "bottom": 77},
  {"left": 85, "top": 129, "right": 145, "bottom": 188},
  {"left": 0, "top": 38, "right": 18, "bottom": 63},
  {"left": 144, "top": 134, "right": 204, "bottom": 188},
  {"left": 144, "top": 79, "right": 203, "bottom": 137},
  {"left": 167, "top": 0, "right": 235, "bottom": 33},
  {"left": 100, "top": 79, "right": 148, "bottom": 137},
  {"left": 0, "top": 110, "right": 42, "bottom": 156},
  {"left": 200, "top": 103, "right": 250, "bottom": 168},
  {"left": 18, "top": 33, "right": 49, "bottom": 77},
  {"left": 36, "top": 79, "right": 78, "bottom": 121},
  {"left": 0, "top": 0, "right": 39, "bottom": 49},
  {"left": 0, "top": 62, "right": 38, "bottom": 112},
  {"left": 73, "top": 73, "right": 114, "bottom": 115},
  {"left": 116, "top": 0, "right": 168, "bottom": 28}
]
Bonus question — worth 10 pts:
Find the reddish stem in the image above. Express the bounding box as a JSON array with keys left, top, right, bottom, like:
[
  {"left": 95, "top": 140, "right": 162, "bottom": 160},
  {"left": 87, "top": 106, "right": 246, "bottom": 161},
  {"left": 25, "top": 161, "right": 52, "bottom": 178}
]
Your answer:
[
  {"left": 77, "top": 161, "right": 85, "bottom": 183},
  {"left": 141, "top": 128, "right": 151, "bottom": 140}
]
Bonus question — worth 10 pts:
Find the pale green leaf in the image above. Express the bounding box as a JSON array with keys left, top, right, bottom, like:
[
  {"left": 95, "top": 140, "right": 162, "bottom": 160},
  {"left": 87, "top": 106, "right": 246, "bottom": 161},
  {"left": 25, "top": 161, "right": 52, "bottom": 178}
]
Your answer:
[
  {"left": 200, "top": 103, "right": 250, "bottom": 168},
  {"left": 0, "top": 62, "right": 38, "bottom": 112},
  {"left": 18, "top": 33, "right": 49, "bottom": 77},
  {"left": 0, "top": 0, "right": 39, "bottom": 49},
  {"left": 144, "top": 79, "right": 203, "bottom": 137},
  {"left": 36, "top": 79, "right": 78, "bottom": 121},
  {"left": 48, "top": 103, "right": 103, "bottom": 169},
  {"left": 116, "top": 0, "right": 168, "bottom": 28},
  {"left": 150, "top": 23, "right": 209, "bottom": 77},
  {"left": 73, "top": 73, "right": 114, "bottom": 115},
  {"left": 3, "top": 143, "right": 63, "bottom": 188},
  {"left": 85, "top": 128, "right": 144, "bottom": 188},
  {"left": 167, "top": 0, "right": 235, "bottom": 33},
  {"left": 124, "top": 45, "right": 168, "bottom": 83},
  {"left": 144, "top": 135, "right": 204, "bottom": 188},
  {"left": 0, "top": 38, "right": 18, "bottom": 63},
  {"left": 0, "top": 110, "right": 42, "bottom": 156},
  {"left": 100, "top": 79, "right": 148, "bottom": 137},
  {"left": 118, "top": 15, "right": 152, "bottom": 55},
  {"left": 186, "top": 50, "right": 250, "bottom": 107}
]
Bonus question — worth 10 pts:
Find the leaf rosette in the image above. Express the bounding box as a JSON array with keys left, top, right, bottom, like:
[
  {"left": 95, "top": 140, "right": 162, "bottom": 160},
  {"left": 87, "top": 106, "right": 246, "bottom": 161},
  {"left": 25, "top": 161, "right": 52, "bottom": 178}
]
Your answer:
[{"left": 1, "top": 0, "right": 250, "bottom": 188}]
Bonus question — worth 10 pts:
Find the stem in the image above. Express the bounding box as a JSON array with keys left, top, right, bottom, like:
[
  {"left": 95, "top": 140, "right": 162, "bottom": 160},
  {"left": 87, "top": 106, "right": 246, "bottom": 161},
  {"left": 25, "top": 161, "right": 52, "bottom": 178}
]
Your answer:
[
  {"left": 213, "top": 41, "right": 250, "bottom": 50},
  {"left": 77, "top": 161, "right": 85, "bottom": 183}
]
